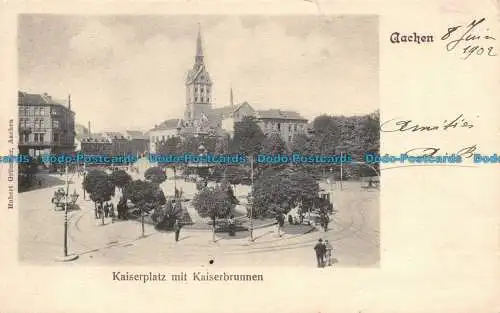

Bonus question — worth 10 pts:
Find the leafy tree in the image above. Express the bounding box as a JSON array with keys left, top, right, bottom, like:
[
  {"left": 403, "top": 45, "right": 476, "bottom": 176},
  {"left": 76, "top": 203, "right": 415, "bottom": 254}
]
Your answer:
[
  {"left": 110, "top": 169, "right": 132, "bottom": 190},
  {"left": 252, "top": 167, "right": 319, "bottom": 218},
  {"left": 192, "top": 185, "right": 232, "bottom": 241},
  {"left": 18, "top": 156, "right": 39, "bottom": 190},
  {"left": 231, "top": 116, "right": 265, "bottom": 156},
  {"left": 261, "top": 132, "right": 287, "bottom": 155},
  {"left": 155, "top": 199, "right": 184, "bottom": 231},
  {"left": 144, "top": 166, "right": 167, "bottom": 185},
  {"left": 123, "top": 179, "right": 157, "bottom": 237},
  {"left": 82, "top": 169, "right": 115, "bottom": 221}
]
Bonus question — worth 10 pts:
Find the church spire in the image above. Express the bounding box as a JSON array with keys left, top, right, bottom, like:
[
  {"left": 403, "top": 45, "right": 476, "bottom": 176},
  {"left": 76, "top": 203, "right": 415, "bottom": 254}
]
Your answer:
[{"left": 195, "top": 23, "right": 204, "bottom": 64}]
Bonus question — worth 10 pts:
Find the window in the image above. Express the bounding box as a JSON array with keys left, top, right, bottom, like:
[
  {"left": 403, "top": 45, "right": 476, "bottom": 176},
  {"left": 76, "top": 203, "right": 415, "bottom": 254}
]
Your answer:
[
  {"left": 54, "top": 133, "right": 59, "bottom": 142},
  {"left": 294, "top": 124, "right": 297, "bottom": 131},
  {"left": 288, "top": 135, "right": 292, "bottom": 142},
  {"left": 207, "top": 98, "right": 210, "bottom": 102},
  {"left": 39, "top": 108, "right": 45, "bottom": 116},
  {"left": 288, "top": 124, "right": 292, "bottom": 132},
  {"left": 23, "top": 133, "right": 29, "bottom": 142},
  {"left": 34, "top": 133, "right": 39, "bottom": 142},
  {"left": 39, "top": 133, "right": 44, "bottom": 142},
  {"left": 195, "top": 97, "right": 198, "bottom": 102},
  {"left": 277, "top": 123, "right": 281, "bottom": 131},
  {"left": 195, "top": 87, "right": 198, "bottom": 92},
  {"left": 52, "top": 120, "right": 59, "bottom": 128}
]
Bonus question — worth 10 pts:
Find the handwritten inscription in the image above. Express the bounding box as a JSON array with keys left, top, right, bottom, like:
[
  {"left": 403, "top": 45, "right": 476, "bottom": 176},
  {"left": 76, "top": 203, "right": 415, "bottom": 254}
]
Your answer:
[
  {"left": 381, "top": 114, "right": 474, "bottom": 132},
  {"left": 441, "top": 18, "right": 497, "bottom": 59},
  {"left": 404, "top": 144, "right": 478, "bottom": 159},
  {"left": 390, "top": 32, "right": 434, "bottom": 44}
]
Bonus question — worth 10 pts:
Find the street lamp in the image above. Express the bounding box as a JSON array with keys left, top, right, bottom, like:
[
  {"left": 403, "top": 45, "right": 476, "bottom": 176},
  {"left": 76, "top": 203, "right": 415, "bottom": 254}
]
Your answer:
[
  {"left": 248, "top": 155, "right": 254, "bottom": 242},
  {"left": 55, "top": 163, "right": 79, "bottom": 262}
]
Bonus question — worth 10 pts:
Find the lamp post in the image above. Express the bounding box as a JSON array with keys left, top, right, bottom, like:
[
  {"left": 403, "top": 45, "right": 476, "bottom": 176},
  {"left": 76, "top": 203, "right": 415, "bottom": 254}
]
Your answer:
[
  {"left": 249, "top": 155, "right": 254, "bottom": 242},
  {"left": 56, "top": 163, "right": 79, "bottom": 262}
]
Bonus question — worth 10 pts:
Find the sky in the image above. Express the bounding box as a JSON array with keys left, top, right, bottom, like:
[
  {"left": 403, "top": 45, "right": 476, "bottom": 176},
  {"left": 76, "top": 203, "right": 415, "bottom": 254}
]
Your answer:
[{"left": 18, "top": 15, "right": 378, "bottom": 133}]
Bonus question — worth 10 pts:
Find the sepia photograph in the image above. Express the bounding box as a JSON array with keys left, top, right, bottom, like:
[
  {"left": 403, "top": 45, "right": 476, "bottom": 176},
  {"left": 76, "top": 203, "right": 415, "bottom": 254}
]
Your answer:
[{"left": 17, "top": 14, "right": 380, "bottom": 267}]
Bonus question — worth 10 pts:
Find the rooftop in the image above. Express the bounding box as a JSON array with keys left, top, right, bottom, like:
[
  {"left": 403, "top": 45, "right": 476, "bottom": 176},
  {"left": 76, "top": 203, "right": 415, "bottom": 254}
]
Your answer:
[{"left": 256, "top": 109, "right": 307, "bottom": 121}]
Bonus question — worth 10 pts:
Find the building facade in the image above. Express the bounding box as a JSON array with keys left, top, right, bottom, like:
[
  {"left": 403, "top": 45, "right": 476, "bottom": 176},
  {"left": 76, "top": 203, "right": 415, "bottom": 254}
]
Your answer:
[
  {"left": 148, "top": 119, "right": 182, "bottom": 153},
  {"left": 256, "top": 109, "right": 308, "bottom": 144},
  {"left": 18, "top": 91, "right": 75, "bottom": 157},
  {"left": 80, "top": 131, "right": 149, "bottom": 157}
]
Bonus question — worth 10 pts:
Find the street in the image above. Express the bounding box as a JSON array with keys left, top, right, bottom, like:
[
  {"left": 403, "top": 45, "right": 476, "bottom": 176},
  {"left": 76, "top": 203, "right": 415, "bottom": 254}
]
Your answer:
[{"left": 18, "top": 172, "right": 379, "bottom": 267}]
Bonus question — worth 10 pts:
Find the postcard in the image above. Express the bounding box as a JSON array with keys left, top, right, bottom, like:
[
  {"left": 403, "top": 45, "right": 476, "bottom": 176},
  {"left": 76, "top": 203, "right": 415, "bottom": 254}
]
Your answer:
[{"left": 0, "top": 0, "right": 498, "bottom": 312}]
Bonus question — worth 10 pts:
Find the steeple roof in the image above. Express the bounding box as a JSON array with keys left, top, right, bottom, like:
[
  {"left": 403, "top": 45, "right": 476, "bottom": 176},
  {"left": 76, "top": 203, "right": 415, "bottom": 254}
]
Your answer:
[{"left": 196, "top": 24, "right": 203, "bottom": 59}]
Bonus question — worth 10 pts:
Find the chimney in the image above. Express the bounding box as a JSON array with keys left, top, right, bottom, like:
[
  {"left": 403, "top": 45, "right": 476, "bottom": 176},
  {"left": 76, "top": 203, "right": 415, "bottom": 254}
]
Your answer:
[
  {"left": 88, "top": 121, "right": 91, "bottom": 136},
  {"left": 68, "top": 94, "right": 71, "bottom": 111}
]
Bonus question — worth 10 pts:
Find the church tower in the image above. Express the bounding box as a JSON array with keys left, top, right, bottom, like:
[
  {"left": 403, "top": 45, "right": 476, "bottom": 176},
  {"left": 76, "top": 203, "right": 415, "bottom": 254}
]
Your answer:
[{"left": 184, "top": 24, "right": 213, "bottom": 122}]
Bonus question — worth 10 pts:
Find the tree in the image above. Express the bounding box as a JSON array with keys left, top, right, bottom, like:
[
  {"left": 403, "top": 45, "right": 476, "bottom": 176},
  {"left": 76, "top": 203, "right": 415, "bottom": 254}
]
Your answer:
[
  {"left": 231, "top": 116, "right": 265, "bottom": 156},
  {"left": 123, "top": 180, "right": 157, "bottom": 237},
  {"left": 144, "top": 166, "right": 167, "bottom": 185},
  {"left": 82, "top": 169, "right": 115, "bottom": 223},
  {"left": 154, "top": 199, "right": 184, "bottom": 231},
  {"left": 192, "top": 185, "right": 231, "bottom": 242},
  {"left": 252, "top": 167, "right": 319, "bottom": 218},
  {"left": 110, "top": 169, "right": 132, "bottom": 190},
  {"left": 261, "top": 132, "right": 287, "bottom": 155}
]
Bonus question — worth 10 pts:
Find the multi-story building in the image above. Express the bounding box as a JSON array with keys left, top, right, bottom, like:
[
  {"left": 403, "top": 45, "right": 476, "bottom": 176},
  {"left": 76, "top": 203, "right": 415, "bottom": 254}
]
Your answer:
[
  {"left": 80, "top": 133, "right": 113, "bottom": 155},
  {"left": 80, "top": 131, "right": 149, "bottom": 157},
  {"left": 255, "top": 109, "right": 308, "bottom": 144},
  {"left": 123, "top": 130, "right": 150, "bottom": 156},
  {"left": 148, "top": 119, "right": 182, "bottom": 153},
  {"left": 18, "top": 91, "right": 75, "bottom": 157}
]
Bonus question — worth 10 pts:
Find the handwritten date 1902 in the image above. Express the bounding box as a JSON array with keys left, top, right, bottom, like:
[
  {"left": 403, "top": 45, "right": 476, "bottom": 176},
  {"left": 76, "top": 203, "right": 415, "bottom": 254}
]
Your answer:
[{"left": 441, "top": 18, "right": 497, "bottom": 60}]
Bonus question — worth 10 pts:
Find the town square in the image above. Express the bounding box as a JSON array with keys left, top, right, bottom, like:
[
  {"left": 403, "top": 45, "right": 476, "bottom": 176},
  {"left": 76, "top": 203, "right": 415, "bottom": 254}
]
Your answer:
[{"left": 17, "top": 15, "right": 380, "bottom": 267}]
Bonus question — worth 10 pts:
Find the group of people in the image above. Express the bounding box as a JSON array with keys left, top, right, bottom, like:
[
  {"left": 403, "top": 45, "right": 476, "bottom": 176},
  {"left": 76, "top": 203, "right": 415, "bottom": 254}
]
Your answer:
[
  {"left": 96, "top": 202, "right": 115, "bottom": 219},
  {"left": 313, "top": 238, "right": 334, "bottom": 268}
]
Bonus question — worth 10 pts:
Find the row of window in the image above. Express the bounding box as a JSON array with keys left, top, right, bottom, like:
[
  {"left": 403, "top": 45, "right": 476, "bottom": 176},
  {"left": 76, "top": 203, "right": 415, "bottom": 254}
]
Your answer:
[
  {"left": 20, "top": 133, "right": 45, "bottom": 143},
  {"left": 19, "top": 107, "right": 48, "bottom": 116},
  {"left": 194, "top": 86, "right": 210, "bottom": 93},
  {"left": 151, "top": 134, "right": 176, "bottom": 142},
  {"left": 192, "top": 97, "right": 210, "bottom": 103},
  {"left": 263, "top": 122, "right": 304, "bottom": 132},
  {"left": 19, "top": 119, "right": 61, "bottom": 129}
]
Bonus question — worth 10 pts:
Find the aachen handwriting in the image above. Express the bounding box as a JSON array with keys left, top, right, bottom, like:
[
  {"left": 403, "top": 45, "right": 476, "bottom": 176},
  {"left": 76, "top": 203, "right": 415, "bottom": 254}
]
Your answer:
[
  {"left": 441, "top": 18, "right": 497, "bottom": 59},
  {"left": 390, "top": 32, "right": 434, "bottom": 44},
  {"left": 381, "top": 114, "right": 474, "bottom": 132}
]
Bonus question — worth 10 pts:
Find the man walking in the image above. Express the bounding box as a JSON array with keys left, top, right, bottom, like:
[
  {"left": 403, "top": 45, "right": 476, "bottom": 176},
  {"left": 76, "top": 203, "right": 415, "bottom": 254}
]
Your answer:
[
  {"left": 173, "top": 219, "right": 181, "bottom": 242},
  {"left": 314, "top": 239, "right": 326, "bottom": 268}
]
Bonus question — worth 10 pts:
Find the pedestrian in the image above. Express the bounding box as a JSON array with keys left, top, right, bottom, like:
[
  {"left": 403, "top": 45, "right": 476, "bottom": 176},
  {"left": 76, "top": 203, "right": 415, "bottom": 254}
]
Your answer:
[
  {"left": 96, "top": 203, "right": 102, "bottom": 219},
  {"left": 228, "top": 215, "right": 235, "bottom": 236},
  {"left": 173, "top": 219, "right": 181, "bottom": 242},
  {"left": 314, "top": 239, "right": 326, "bottom": 268},
  {"left": 104, "top": 202, "right": 110, "bottom": 218},
  {"left": 324, "top": 214, "right": 330, "bottom": 232},
  {"left": 109, "top": 203, "right": 115, "bottom": 219},
  {"left": 324, "top": 239, "right": 333, "bottom": 266}
]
